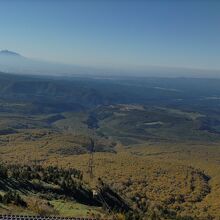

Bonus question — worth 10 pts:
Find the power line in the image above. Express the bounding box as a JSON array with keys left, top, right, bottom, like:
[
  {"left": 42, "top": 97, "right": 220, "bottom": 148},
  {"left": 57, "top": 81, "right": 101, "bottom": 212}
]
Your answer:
[
  {"left": 86, "top": 131, "right": 117, "bottom": 219},
  {"left": 97, "top": 189, "right": 117, "bottom": 220}
]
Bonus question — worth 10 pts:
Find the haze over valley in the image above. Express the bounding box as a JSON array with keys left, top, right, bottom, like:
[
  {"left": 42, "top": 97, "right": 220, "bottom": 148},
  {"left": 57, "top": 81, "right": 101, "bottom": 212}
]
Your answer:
[{"left": 1, "top": 50, "right": 220, "bottom": 78}]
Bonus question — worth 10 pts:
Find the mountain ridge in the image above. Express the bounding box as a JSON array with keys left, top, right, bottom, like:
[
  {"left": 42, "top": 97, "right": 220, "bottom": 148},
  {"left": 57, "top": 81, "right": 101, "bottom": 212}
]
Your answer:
[{"left": 0, "top": 50, "right": 22, "bottom": 57}]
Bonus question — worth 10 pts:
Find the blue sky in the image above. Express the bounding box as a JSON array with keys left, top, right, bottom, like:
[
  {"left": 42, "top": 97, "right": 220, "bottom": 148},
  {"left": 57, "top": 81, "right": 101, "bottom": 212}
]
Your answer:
[{"left": 0, "top": 0, "right": 220, "bottom": 71}]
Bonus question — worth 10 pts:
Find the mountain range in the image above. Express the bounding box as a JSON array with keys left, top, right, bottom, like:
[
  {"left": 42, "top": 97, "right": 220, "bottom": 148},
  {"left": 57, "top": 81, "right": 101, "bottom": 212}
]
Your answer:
[
  {"left": 1, "top": 49, "right": 220, "bottom": 78},
  {"left": 0, "top": 49, "right": 99, "bottom": 76}
]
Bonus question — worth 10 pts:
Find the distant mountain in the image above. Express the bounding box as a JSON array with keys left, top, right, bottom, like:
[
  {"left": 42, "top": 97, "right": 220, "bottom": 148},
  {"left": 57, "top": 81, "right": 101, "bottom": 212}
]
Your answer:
[
  {"left": 0, "top": 49, "right": 105, "bottom": 76},
  {"left": 0, "top": 50, "right": 22, "bottom": 57},
  {"left": 0, "top": 49, "right": 86, "bottom": 76},
  {"left": 1, "top": 49, "right": 220, "bottom": 78}
]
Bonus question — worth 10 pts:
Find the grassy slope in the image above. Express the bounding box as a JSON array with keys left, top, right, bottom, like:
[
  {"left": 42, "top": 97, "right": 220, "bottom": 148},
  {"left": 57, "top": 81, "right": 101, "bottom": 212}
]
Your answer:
[
  {"left": 0, "top": 166, "right": 106, "bottom": 218},
  {"left": 44, "top": 143, "right": 220, "bottom": 219},
  {"left": 1, "top": 104, "right": 220, "bottom": 218}
]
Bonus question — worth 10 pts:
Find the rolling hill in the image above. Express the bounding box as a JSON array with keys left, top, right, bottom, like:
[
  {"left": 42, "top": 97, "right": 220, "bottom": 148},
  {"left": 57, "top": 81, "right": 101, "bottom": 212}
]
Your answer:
[{"left": 1, "top": 72, "right": 220, "bottom": 218}]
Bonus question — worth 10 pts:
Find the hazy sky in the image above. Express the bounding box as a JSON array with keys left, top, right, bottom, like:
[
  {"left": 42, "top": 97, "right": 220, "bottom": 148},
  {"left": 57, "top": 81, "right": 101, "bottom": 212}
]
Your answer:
[{"left": 0, "top": 0, "right": 220, "bottom": 70}]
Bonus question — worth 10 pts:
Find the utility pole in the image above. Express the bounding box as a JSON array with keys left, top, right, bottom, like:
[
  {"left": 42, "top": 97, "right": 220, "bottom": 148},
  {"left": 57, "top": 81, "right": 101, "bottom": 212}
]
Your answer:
[{"left": 88, "top": 138, "right": 95, "bottom": 179}]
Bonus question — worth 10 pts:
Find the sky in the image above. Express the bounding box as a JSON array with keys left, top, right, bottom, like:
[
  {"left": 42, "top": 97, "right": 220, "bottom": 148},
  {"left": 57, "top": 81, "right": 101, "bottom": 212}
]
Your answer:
[{"left": 0, "top": 0, "right": 220, "bottom": 71}]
